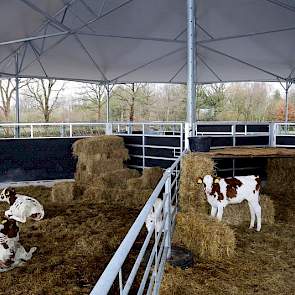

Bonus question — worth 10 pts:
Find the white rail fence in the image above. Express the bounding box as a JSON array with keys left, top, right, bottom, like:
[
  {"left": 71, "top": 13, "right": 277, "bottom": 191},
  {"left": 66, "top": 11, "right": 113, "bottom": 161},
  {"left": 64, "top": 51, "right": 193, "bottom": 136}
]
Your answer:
[{"left": 90, "top": 154, "right": 181, "bottom": 295}]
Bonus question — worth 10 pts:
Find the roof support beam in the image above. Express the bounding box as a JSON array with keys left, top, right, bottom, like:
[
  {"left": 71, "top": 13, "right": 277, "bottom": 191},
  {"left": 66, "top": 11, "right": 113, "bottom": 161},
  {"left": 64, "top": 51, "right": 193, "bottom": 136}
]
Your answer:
[
  {"left": 19, "top": 0, "right": 70, "bottom": 32},
  {"left": 74, "top": 35, "right": 108, "bottom": 80},
  {"left": 28, "top": 41, "right": 48, "bottom": 78},
  {"left": 199, "top": 44, "right": 285, "bottom": 80},
  {"left": 111, "top": 47, "right": 185, "bottom": 82},
  {"left": 197, "top": 54, "right": 222, "bottom": 82},
  {"left": 169, "top": 62, "right": 186, "bottom": 82}
]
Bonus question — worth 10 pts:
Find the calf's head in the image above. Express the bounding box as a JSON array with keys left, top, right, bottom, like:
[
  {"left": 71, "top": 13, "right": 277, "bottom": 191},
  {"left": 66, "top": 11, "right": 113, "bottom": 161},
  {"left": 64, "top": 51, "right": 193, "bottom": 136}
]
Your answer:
[
  {"left": 197, "top": 175, "right": 220, "bottom": 194},
  {"left": 0, "top": 218, "right": 19, "bottom": 238},
  {"left": 0, "top": 188, "right": 17, "bottom": 205}
]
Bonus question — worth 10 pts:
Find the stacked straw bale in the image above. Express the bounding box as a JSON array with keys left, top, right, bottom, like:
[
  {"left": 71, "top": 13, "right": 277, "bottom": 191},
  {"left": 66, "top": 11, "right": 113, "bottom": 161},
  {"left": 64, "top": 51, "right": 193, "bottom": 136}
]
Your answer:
[
  {"left": 179, "top": 153, "right": 214, "bottom": 213},
  {"left": 174, "top": 210, "right": 236, "bottom": 261},
  {"left": 126, "top": 167, "right": 163, "bottom": 190},
  {"left": 91, "top": 168, "right": 140, "bottom": 189},
  {"left": 51, "top": 181, "right": 84, "bottom": 204},
  {"left": 82, "top": 187, "right": 153, "bottom": 207},
  {"left": 72, "top": 136, "right": 129, "bottom": 188},
  {"left": 265, "top": 158, "right": 295, "bottom": 223},
  {"left": 223, "top": 195, "right": 275, "bottom": 226},
  {"left": 83, "top": 167, "right": 162, "bottom": 207},
  {"left": 265, "top": 158, "right": 295, "bottom": 195}
]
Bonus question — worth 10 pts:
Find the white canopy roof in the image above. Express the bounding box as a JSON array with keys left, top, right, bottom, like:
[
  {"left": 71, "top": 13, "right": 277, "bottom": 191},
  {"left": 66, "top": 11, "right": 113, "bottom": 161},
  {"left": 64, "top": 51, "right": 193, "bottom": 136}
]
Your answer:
[{"left": 1, "top": 0, "right": 295, "bottom": 83}]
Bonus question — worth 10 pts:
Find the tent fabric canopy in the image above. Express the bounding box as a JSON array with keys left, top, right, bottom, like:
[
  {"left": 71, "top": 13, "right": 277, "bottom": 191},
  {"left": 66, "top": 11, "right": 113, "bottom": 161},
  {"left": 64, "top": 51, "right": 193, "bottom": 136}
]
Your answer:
[{"left": 1, "top": 0, "right": 295, "bottom": 83}]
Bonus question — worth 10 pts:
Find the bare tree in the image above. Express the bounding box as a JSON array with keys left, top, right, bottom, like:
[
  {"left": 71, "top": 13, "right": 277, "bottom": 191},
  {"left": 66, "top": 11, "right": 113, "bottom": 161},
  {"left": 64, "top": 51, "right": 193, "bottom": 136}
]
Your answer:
[
  {"left": 77, "top": 83, "right": 108, "bottom": 121},
  {"left": 0, "top": 78, "right": 27, "bottom": 121},
  {"left": 24, "top": 79, "right": 65, "bottom": 122},
  {"left": 112, "top": 83, "right": 152, "bottom": 121}
]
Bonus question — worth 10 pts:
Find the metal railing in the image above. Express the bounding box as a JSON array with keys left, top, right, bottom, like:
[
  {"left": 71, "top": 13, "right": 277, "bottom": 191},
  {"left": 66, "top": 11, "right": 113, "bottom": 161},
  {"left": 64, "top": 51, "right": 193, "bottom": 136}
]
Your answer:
[
  {"left": 90, "top": 154, "right": 181, "bottom": 295},
  {"left": 273, "top": 122, "right": 295, "bottom": 147},
  {"left": 195, "top": 121, "right": 271, "bottom": 147}
]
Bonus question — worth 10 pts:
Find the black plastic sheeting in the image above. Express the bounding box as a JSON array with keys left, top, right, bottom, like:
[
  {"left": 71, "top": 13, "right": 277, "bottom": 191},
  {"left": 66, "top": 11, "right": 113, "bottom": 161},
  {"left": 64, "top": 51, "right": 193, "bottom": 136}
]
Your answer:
[{"left": 0, "top": 133, "right": 294, "bottom": 182}]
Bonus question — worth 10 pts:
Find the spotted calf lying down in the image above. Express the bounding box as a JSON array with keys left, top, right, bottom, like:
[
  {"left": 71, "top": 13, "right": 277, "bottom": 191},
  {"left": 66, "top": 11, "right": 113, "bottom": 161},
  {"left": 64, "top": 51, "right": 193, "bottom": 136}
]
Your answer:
[
  {"left": 197, "top": 175, "right": 262, "bottom": 231},
  {"left": 0, "top": 188, "right": 44, "bottom": 223},
  {"left": 0, "top": 218, "right": 36, "bottom": 272}
]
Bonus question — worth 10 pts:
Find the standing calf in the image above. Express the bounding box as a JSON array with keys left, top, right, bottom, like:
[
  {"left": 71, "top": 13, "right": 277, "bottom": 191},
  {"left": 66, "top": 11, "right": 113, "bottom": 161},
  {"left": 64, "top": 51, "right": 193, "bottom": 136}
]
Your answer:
[
  {"left": 0, "top": 188, "right": 44, "bottom": 223},
  {"left": 197, "top": 175, "right": 262, "bottom": 231}
]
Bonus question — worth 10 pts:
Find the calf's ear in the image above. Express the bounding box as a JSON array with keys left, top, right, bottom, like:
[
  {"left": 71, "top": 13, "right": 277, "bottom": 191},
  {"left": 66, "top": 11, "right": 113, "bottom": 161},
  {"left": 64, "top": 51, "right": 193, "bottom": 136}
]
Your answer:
[{"left": 197, "top": 177, "right": 203, "bottom": 184}]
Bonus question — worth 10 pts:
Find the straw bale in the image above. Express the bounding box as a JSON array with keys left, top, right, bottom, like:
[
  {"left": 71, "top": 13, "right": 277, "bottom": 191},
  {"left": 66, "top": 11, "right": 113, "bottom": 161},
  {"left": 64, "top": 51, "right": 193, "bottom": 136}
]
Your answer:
[
  {"left": 127, "top": 178, "right": 143, "bottom": 190},
  {"left": 72, "top": 136, "right": 127, "bottom": 158},
  {"left": 174, "top": 211, "right": 236, "bottom": 261},
  {"left": 51, "top": 182, "right": 83, "bottom": 203},
  {"left": 142, "top": 167, "right": 163, "bottom": 188},
  {"left": 265, "top": 158, "right": 295, "bottom": 196},
  {"left": 223, "top": 195, "right": 275, "bottom": 226},
  {"left": 82, "top": 187, "right": 153, "bottom": 207},
  {"left": 179, "top": 153, "right": 214, "bottom": 213},
  {"left": 126, "top": 167, "right": 163, "bottom": 190},
  {"left": 75, "top": 159, "right": 124, "bottom": 185},
  {"left": 91, "top": 168, "right": 140, "bottom": 189}
]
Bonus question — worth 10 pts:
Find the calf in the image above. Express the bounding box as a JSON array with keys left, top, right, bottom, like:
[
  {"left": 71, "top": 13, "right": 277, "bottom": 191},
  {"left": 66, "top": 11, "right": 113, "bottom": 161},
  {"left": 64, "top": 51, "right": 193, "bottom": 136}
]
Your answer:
[
  {"left": 145, "top": 198, "right": 164, "bottom": 233},
  {"left": 197, "top": 175, "right": 262, "bottom": 231},
  {"left": 145, "top": 198, "right": 175, "bottom": 233},
  {"left": 0, "top": 188, "right": 44, "bottom": 223},
  {"left": 0, "top": 218, "right": 36, "bottom": 272}
]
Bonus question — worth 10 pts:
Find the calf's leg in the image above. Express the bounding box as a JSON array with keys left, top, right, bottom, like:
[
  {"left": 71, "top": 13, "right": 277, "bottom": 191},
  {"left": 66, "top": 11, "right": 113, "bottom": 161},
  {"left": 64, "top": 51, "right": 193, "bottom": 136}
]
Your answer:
[
  {"left": 216, "top": 205, "right": 224, "bottom": 221},
  {"left": 210, "top": 206, "right": 217, "bottom": 217},
  {"left": 248, "top": 202, "right": 255, "bottom": 229}
]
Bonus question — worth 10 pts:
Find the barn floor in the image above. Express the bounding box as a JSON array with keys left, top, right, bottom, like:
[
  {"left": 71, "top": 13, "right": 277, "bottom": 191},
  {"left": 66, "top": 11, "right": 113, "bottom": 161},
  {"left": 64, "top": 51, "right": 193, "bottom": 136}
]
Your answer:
[
  {"left": 0, "top": 186, "right": 142, "bottom": 295},
  {"left": 162, "top": 221, "right": 295, "bottom": 295}
]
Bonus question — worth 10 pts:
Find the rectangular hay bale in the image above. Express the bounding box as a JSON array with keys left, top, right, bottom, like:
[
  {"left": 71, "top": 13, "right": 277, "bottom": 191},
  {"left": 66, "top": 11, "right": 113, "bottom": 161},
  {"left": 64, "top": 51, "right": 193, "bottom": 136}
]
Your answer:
[
  {"left": 174, "top": 211, "right": 236, "bottom": 261},
  {"left": 179, "top": 153, "right": 214, "bottom": 213}
]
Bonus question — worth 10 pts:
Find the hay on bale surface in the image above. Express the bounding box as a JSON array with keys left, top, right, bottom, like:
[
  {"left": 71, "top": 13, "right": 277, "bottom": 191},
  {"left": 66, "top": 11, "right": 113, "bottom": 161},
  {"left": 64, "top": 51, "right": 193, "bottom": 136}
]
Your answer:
[
  {"left": 265, "top": 158, "right": 295, "bottom": 196},
  {"left": 82, "top": 187, "right": 153, "bottom": 208},
  {"left": 90, "top": 168, "right": 140, "bottom": 189},
  {"left": 142, "top": 167, "right": 163, "bottom": 188},
  {"left": 73, "top": 135, "right": 128, "bottom": 159},
  {"left": 75, "top": 159, "right": 124, "bottom": 186},
  {"left": 264, "top": 158, "right": 295, "bottom": 224},
  {"left": 179, "top": 153, "right": 214, "bottom": 213},
  {"left": 51, "top": 181, "right": 84, "bottom": 203},
  {"left": 126, "top": 167, "right": 163, "bottom": 190},
  {"left": 174, "top": 211, "right": 236, "bottom": 261},
  {"left": 223, "top": 195, "right": 275, "bottom": 226}
]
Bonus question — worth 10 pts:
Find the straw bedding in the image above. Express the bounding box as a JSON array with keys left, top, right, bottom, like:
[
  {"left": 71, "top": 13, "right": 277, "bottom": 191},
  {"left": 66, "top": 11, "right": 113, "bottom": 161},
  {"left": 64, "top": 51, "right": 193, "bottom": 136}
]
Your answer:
[
  {"left": 161, "top": 223, "right": 295, "bottom": 295},
  {"left": 179, "top": 153, "right": 214, "bottom": 213}
]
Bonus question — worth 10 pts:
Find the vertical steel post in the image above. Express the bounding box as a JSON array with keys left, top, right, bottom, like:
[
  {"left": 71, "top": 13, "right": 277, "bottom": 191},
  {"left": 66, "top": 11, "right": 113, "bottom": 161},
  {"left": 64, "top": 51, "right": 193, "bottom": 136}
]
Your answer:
[
  {"left": 285, "top": 80, "right": 289, "bottom": 123},
  {"left": 185, "top": 0, "right": 197, "bottom": 150},
  {"left": 15, "top": 52, "right": 20, "bottom": 138},
  {"left": 164, "top": 169, "right": 172, "bottom": 259},
  {"left": 106, "top": 83, "right": 110, "bottom": 123}
]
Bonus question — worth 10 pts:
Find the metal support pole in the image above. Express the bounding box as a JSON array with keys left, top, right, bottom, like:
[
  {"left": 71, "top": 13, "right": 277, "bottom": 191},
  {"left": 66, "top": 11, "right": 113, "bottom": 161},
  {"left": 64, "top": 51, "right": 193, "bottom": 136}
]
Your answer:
[
  {"left": 185, "top": 0, "right": 197, "bottom": 149},
  {"left": 285, "top": 80, "right": 289, "bottom": 123},
  {"left": 15, "top": 52, "right": 20, "bottom": 138},
  {"left": 106, "top": 83, "right": 110, "bottom": 123},
  {"left": 164, "top": 169, "right": 172, "bottom": 259}
]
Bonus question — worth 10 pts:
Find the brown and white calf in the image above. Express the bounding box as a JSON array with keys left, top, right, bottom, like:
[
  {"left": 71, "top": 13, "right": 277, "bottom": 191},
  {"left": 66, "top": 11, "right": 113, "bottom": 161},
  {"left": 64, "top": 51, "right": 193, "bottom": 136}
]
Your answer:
[
  {"left": 0, "top": 188, "right": 44, "bottom": 223},
  {"left": 0, "top": 218, "right": 36, "bottom": 272},
  {"left": 197, "top": 175, "right": 262, "bottom": 231}
]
